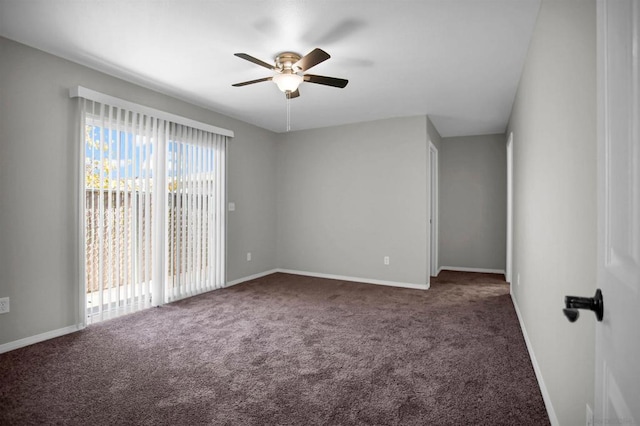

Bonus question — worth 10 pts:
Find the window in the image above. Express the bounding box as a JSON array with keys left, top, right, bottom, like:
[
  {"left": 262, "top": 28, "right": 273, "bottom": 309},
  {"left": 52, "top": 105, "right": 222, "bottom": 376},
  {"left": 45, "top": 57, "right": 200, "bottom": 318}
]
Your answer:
[{"left": 75, "top": 88, "right": 231, "bottom": 324}]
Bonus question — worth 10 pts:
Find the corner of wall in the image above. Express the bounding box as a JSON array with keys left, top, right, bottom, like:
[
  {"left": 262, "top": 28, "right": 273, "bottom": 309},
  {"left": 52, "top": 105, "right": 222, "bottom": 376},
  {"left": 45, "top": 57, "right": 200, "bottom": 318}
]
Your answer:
[{"left": 426, "top": 115, "right": 443, "bottom": 151}]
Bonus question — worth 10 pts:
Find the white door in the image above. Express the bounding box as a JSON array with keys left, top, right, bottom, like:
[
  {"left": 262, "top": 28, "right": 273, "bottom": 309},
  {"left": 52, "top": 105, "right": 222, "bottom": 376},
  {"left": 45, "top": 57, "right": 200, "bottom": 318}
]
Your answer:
[{"left": 595, "top": 0, "right": 640, "bottom": 424}]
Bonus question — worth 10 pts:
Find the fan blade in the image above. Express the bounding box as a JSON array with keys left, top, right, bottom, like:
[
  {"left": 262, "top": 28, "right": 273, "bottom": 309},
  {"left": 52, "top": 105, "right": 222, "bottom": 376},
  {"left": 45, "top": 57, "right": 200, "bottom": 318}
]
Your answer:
[
  {"left": 232, "top": 76, "right": 273, "bottom": 87},
  {"left": 286, "top": 89, "right": 300, "bottom": 99},
  {"left": 294, "top": 48, "right": 330, "bottom": 71},
  {"left": 234, "top": 53, "right": 275, "bottom": 70},
  {"left": 303, "top": 74, "right": 348, "bottom": 88}
]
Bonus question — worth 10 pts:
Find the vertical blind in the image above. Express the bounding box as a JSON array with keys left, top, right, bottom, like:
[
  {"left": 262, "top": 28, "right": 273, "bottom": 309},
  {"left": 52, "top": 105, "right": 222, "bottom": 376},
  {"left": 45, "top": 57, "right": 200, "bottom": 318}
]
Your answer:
[
  {"left": 77, "top": 90, "right": 229, "bottom": 324},
  {"left": 166, "top": 124, "right": 226, "bottom": 302}
]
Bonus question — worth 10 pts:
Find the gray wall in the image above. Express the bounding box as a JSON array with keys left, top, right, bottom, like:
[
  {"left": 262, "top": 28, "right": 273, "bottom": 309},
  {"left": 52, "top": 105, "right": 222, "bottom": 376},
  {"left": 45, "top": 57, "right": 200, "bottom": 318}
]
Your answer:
[
  {"left": 277, "top": 116, "right": 430, "bottom": 285},
  {"left": 507, "top": 0, "right": 597, "bottom": 424},
  {"left": 227, "top": 127, "right": 278, "bottom": 282},
  {"left": 439, "top": 134, "right": 506, "bottom": 271},
  {"left": 0, "top": 37, "right": 278, "bottom": 345}
]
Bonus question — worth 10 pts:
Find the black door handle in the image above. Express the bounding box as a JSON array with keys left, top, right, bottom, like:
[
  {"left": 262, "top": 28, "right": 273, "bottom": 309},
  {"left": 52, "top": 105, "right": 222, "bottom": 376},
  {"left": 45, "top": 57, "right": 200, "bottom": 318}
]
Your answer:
[{"left": 563, "top": 289, "right": 604, "bottom": 322}]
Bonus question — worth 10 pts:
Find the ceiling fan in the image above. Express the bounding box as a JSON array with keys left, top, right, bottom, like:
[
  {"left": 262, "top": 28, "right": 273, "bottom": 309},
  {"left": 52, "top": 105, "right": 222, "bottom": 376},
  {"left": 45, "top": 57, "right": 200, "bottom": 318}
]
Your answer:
[{"left": 232, "top": 48, "right": 348, "bottom": 99}]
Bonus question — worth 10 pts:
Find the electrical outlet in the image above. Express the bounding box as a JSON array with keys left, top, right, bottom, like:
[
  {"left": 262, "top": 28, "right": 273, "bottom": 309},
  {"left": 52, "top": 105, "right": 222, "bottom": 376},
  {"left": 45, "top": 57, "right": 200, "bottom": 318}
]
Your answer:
[
  {"left": 0, "top": 297, "right": 9, "bottom": 314},
  {"left": 586, "top": 404, "right": 593, "bottom": 426},
  {"left": 384, "top": 256, "right": 390, "bottom": 265},
  {"left": 246, "top": 252, "right": 252, "bottom": 261}
]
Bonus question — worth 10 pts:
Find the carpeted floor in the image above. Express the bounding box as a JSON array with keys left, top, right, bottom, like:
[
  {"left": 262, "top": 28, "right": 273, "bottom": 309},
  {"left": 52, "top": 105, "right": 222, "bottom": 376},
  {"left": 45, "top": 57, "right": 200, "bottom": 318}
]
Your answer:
[{"left": 0, "top": 271, "right": 549, "bottom": 425}]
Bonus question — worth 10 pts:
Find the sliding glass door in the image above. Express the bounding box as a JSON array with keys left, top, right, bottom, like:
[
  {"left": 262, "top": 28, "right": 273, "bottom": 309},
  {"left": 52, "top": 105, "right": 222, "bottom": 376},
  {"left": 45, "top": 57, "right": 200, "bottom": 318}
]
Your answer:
[{"left": 81, "top": 100, "right": 226, "bottom": 324}]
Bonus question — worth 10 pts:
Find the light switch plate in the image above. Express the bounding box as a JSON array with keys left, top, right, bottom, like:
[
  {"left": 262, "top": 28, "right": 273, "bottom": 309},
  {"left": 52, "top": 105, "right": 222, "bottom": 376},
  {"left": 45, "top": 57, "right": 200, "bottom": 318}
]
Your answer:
[{"left": 228, "top": 202, "right": 236, "bottom": 211}]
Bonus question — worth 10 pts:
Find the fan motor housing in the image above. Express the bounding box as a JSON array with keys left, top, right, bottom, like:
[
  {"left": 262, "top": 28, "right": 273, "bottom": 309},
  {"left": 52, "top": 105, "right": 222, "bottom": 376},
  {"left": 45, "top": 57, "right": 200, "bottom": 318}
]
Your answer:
[{"left": 275, "top": 52, "right": 302, "bottom": 71}]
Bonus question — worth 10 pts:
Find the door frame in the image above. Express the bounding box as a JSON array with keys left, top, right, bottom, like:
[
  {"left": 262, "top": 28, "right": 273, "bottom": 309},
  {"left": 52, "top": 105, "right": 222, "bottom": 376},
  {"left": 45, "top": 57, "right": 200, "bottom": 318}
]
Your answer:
[
  {"left": 428, "top": 141, "right": 439, "bottom": 277},
  {"left": 506, "top": 132, "right": 514, "bottom": 284}
]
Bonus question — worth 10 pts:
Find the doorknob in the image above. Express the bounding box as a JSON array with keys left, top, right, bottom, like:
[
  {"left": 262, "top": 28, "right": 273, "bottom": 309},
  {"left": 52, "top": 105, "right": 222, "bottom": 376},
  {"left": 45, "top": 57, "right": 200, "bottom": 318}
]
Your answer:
[{"left": 563, "top": 289, "right": 604, "bottom": 322}]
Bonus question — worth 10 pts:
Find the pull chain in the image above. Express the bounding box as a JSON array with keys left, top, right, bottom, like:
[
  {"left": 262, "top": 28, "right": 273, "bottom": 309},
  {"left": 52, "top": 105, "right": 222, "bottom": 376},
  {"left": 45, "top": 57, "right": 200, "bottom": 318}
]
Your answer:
[{"left": 286, "top": 97, "right": 291, "bottom": 132}]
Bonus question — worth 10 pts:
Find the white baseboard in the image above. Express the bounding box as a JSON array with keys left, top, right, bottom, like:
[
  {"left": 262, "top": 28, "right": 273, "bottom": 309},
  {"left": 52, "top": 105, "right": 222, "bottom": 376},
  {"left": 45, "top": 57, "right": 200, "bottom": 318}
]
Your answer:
[
  {"left": 439, "top": 266, "right": 506, "bottom": 275},
  {"left": 0, "top": 324, "right": 82, "bottom": 354},
  {"left": 225, "top": 269, "right": 279, "bottom": 287},
  {"left": 277, "top": 269, "right": 429, "bottom": 290},
  {"left": 510, "top": 290, "right": 559, "bottom": 426}
]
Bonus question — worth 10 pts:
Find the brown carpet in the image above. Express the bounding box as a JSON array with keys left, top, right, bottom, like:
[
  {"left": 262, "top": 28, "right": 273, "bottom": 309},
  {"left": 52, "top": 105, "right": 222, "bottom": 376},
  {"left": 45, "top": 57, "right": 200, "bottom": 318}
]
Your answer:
[{"left": 0, "top": 271, "right": 549, "bottom": 425}]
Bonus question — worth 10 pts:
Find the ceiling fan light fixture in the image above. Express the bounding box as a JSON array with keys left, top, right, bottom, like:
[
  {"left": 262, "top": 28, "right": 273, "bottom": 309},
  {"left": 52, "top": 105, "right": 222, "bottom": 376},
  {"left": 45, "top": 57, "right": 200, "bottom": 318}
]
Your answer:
[
  {"left": 233, "top": 48, "right": 348, "bottom": 99},
  {"left": 272, "top": 73, "right": 303, "bottom": 93}
]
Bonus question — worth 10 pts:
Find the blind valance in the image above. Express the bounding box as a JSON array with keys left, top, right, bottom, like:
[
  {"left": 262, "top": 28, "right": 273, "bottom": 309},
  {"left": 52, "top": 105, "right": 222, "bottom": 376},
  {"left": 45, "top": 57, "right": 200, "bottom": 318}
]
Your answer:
[{"left": 70, "top": 86, "right": 234, "bottom": 138}]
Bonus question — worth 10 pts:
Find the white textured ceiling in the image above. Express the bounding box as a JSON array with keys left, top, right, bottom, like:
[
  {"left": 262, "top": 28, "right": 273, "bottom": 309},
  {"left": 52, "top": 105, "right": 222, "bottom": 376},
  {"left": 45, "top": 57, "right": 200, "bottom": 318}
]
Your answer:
[{"left": 0, "top": 0, "right": 540, "bottom": 136}]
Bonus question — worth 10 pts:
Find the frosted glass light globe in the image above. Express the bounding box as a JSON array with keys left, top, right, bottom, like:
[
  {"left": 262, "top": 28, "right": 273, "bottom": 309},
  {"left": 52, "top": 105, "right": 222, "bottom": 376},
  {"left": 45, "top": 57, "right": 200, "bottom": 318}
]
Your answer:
[{"left": 273, "top": 73, "right": 303, "bottom": 92}]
